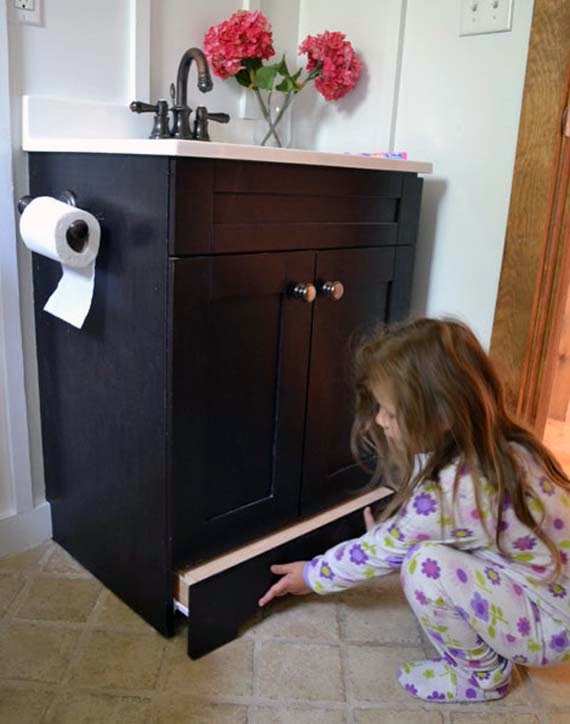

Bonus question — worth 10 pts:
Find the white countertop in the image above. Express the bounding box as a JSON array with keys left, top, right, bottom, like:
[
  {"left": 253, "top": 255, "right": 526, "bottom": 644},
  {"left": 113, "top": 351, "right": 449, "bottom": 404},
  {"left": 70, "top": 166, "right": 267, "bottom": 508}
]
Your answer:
[
  {"left": 22, "top": 95, "right": 432, "bottom": 174},
  {"left": 23, "top": 136, "right": 432, "bottom": 174}
]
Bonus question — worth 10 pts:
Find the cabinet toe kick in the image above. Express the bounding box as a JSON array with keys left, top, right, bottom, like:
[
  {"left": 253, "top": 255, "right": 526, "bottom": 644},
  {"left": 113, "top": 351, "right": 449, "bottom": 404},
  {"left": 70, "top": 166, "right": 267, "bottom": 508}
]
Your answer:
[{"left": 173, "top": 486, "right": 393, "bottom": 658}]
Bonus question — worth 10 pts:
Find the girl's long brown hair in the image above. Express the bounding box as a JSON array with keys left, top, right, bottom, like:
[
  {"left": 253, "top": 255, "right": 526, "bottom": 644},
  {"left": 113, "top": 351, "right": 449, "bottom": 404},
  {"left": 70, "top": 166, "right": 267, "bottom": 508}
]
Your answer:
[{"left": 350, "top": 317, "right": 570, "bottom": 579}]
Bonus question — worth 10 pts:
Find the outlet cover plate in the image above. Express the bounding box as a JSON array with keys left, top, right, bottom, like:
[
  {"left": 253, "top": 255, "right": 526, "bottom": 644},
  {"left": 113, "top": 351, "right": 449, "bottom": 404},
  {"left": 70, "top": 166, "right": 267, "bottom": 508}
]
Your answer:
[
  {"left": 8, "top": 0, "right": 43, "bottom": 26},
  {"left": 460, "top": 0, "right": 513, "bottom": 36}
]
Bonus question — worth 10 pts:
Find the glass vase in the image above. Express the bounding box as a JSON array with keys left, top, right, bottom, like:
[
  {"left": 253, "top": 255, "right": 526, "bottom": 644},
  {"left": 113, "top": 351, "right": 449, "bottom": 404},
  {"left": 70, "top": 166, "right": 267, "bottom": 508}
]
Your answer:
[{"left": 253, "top": 90, "right": 294, "bottom": 148}]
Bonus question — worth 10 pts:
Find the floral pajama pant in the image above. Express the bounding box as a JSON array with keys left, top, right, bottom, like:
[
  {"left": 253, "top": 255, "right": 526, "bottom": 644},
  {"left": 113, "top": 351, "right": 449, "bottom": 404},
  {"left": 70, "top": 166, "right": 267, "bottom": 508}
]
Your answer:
[{"left": 397, "top": 542, "right": 570, "bottom": 702}]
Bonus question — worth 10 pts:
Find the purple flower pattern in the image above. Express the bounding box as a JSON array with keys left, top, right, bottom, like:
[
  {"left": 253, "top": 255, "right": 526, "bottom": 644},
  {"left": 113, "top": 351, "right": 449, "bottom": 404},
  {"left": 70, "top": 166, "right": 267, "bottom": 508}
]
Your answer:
[
  {"left": 470, "top": 592, "right": 490, "bottom": 622},
  {"left": 550, "top": 631, "right": 569, "bottom": 653},
  {"left": 413, "top": 493, "right": 437, "bottom": 516},
  {"left": 303, "top": 455, "right": 570, "bottom": 690},
  {"left": 548, "top": 583, "right": 567, "bottom": 599},
  {"left": 512, "top": 654, "right": 528, "bottom": 664},
  {"left": 415, "top": 590, "right": 429, "bottom": 605},
  {"left": 349, "top": 544, "right": 368, "bottom": 565},
  {"left": 334, "top": 544, "right": 346, "bottom": 561},
  {"left": 388, "top": 523, "right": 405, "bottom": 541},
  {"left": 514, "top": 535, "right": 537, "bottom": 551},
  {"left": 448, "top": 647, "right": 467, "bottom": 659},
  {"left": 517, "top": 617, "right": 530, "bottom": 636},
  {"left": 421, "top": 558, "right": 441, "bottom": 579}
]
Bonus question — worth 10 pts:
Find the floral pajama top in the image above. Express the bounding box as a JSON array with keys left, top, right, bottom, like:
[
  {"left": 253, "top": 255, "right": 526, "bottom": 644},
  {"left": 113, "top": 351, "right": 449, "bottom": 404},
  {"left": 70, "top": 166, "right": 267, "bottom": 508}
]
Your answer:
[{"left": 303, "top": 444, "right": 570, "bottom": 626}]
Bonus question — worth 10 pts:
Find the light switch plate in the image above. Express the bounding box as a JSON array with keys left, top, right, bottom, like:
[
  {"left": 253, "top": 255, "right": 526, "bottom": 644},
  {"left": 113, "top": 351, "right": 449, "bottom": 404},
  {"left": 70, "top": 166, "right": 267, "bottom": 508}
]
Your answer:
[
  {"left": 460, "top": 0, "right": 513, "bottom": 36},
  {"left": 8, "top": 0, "right": 43, "bottom": 26}
]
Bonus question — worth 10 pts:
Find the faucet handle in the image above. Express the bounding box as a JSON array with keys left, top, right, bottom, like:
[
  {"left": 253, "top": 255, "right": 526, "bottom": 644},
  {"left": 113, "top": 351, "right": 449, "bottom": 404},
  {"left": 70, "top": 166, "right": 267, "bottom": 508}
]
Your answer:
[
  {"left": 130, "top": 99, "right": 171, "bottom": 139},
  {"left": 129, "top": 101, "right": 158, "bottom": 114},
  {"left": 192, "top": 106, "right": 230, "bottom": 142},
  {"left": 207, "top": 112, "right": 230, "bottom": 124}
]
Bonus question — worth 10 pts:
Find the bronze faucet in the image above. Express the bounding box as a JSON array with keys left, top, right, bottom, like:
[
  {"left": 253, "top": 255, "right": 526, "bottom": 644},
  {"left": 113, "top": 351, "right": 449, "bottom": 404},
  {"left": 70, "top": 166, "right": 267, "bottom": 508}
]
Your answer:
[
  {"left": 176, "top": 47, "right": 213, "bottom": 104},
  {"left": 130, "top": 47, "right": 229, "bottom": 141},
  {"left": 171, "top": 47, "right": 213, "bottom": 139}
]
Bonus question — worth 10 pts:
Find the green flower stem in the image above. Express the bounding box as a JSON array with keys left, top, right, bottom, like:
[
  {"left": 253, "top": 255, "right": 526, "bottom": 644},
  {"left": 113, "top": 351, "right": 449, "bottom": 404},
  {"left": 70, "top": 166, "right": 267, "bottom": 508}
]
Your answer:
[
  {"left": 253, "top": 88, "right": 283, "bottom": 147},
  {"left": 259, "top": 91, "right": 293, "bottom": 147}
]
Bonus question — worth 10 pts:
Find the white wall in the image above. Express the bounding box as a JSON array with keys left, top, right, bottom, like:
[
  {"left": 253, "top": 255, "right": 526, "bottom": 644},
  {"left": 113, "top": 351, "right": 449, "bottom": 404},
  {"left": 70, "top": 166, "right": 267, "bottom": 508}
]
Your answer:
[
  {"left": 294, "top": 0, "right": 405, "bottom": 154},
  {"left": 8, "top": 0, "right": 129, "bottom": 102},
  {"left": 3, "top": 0, "right": 533, "bottom": 555},
  {"left": 4, "top": 0, "right": 133, "bottom": 556},
  {"left": 396, "top": 0, "right": 534, "bottom": 345},
  {"left": 1, "top": 0, "right": 51, "bottom": 556},
  {"left": 150, "top": 0, "right": 243, "bottom": 123}
]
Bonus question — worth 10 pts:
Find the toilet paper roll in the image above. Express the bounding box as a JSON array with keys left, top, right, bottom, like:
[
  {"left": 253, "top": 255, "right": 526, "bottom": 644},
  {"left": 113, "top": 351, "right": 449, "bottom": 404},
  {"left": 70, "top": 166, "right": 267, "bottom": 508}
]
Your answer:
[{"left": 19, "top": 196, "right": 101, "bottom": 329}]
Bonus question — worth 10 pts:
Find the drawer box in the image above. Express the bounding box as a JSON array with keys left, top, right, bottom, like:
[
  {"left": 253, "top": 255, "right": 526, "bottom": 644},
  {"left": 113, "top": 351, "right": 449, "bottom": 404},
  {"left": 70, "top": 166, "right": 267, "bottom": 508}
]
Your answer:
[{"left": 174, "top": 487, "right": 393, "bottom": 659}]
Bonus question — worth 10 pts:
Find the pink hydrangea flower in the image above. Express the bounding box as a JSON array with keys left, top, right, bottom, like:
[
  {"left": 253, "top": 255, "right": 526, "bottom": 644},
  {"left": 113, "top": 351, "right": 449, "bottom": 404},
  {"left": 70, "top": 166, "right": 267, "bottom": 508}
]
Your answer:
[
  {"left": 204, "top": 10, "right": 275, "bottom": 79},
  {"left": 298, "top": 30, "right": 363, "bottom": 100}
]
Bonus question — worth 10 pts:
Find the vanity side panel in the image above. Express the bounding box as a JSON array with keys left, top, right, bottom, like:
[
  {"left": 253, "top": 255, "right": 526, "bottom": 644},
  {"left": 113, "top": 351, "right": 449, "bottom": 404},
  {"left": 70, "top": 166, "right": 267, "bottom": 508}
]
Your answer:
[
  {"left": 28, "top": 153, "right": 172, "bottom": 635},
  {"left": 397, "top": 175, "right": 423, "bottom": 246}
]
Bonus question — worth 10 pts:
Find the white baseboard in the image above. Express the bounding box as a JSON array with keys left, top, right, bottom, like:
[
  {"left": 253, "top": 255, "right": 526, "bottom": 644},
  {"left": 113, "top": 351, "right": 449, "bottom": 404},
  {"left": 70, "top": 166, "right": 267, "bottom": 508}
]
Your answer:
[{"left": 0, "top": 501, "right": 52, "bottom": 559}]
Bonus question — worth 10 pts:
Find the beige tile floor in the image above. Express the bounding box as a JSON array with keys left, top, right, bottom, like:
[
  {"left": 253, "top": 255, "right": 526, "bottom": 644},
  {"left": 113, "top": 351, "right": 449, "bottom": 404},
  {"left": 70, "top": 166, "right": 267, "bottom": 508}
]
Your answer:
[{"left": 1, "top": 541, "right": 570, "bottom": 723}]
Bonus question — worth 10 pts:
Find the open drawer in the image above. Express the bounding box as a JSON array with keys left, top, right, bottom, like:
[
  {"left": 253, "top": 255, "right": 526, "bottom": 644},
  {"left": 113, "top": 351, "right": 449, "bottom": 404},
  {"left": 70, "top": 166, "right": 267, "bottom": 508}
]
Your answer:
[{"left": 174, "top": 487, "right": 393, "bottom": 659}]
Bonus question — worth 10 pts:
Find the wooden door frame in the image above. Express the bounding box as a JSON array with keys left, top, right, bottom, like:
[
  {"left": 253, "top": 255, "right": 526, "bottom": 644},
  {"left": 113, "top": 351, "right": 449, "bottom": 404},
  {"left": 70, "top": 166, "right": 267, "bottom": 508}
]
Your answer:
[{"left": 489, "top": 0, "right": 570, "bottom": 436}]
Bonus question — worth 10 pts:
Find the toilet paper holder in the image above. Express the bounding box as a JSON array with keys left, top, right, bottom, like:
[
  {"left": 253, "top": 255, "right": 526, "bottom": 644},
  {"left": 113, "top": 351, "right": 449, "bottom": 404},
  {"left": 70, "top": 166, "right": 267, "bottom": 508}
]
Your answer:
[{"left": 17, "top": 190, "right": 90, "bottom": 253}]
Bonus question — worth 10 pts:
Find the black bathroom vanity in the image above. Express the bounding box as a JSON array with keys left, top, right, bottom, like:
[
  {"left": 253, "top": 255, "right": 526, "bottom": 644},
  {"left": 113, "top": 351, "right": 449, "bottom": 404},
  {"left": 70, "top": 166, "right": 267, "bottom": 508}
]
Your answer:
[{"left": 25, "top": 137, "right": 431, "bottom": 657}]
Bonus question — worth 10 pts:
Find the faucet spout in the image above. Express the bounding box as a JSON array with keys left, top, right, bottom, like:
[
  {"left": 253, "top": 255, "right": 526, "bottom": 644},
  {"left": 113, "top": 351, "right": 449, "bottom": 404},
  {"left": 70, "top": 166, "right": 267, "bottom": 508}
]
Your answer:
[{"left": 175, "top": 47, "right": 213, "bottom": 107}]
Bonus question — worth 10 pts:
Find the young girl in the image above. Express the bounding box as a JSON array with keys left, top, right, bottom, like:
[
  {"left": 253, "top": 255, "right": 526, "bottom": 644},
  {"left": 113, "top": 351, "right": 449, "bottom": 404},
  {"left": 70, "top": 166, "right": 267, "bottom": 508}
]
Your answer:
[{"left": 258, "top": 317, "right": 570, "bottom": 703}]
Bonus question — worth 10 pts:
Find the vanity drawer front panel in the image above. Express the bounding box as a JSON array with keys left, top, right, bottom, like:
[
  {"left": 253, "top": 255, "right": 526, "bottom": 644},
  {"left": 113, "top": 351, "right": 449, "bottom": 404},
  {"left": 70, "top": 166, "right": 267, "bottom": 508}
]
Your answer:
[
  {"left": 170, "top": 159, "right": 406, "bottom": 255},
  {"left": 212, "top": 221, "right": 399, "bottom": 254},
  {"left": 214, "top": 160, "right": 404, "bottom": 196}
]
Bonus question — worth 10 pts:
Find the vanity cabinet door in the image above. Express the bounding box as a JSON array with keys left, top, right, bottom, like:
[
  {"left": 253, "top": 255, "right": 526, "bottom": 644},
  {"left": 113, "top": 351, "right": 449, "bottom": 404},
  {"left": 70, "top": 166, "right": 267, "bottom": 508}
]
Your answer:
[
  {"left": 170, "top": 251, "right": 314, "bottom": 565},
  {"left": 300, "top": 246, "right": 396, "bottom": 516}
]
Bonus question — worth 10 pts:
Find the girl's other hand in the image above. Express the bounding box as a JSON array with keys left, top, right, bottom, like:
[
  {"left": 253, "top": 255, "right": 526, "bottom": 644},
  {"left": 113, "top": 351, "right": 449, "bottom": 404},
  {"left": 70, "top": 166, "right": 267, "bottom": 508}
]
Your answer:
[
  {"left": 364, "top": 505, "right": 375, "bottom": 532},
  {"left": 258, "top": 561, "right": 310, "bottom": 607}
]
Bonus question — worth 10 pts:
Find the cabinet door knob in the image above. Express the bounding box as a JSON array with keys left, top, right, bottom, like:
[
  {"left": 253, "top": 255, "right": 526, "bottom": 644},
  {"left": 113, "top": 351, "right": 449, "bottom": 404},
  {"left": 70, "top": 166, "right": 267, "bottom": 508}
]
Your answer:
[
  {"left": 288, "top": 282, "right": 317, "bottom": 303},
  {"left": 320, "top": 281, "right": 345, "bottom": 301}
]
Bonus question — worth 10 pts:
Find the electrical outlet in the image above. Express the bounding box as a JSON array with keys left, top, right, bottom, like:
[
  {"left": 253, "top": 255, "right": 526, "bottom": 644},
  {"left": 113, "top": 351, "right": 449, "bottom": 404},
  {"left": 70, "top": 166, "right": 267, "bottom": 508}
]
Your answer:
[
  {"left": 460, "top": 0, "right": 513, "bottom": 36},
  {"left": 8, "top": 0, "right": 43, "bottom": 26}
]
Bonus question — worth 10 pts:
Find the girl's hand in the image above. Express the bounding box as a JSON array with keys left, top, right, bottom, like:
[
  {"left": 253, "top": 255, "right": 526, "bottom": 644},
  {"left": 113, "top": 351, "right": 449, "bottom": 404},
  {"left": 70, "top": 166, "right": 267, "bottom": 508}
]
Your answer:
[
  {"left": 258, "top": 562, "right": 310, "bottom": 607},
  {"left": 364, "top": 505, "right": 375, "bottom": 532}
]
